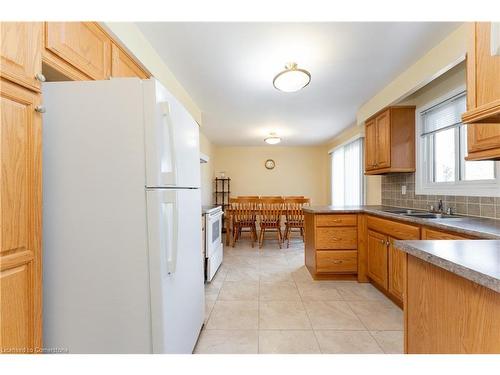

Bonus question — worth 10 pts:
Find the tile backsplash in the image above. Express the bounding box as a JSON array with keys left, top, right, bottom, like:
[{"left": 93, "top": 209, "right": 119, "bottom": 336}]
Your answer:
[{"left": 381, "top": 173, "right": 500, "bottom": 219}]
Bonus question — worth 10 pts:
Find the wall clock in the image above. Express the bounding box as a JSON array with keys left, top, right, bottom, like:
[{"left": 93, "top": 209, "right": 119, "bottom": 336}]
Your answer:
[{"left": 265, "top": 159, "right": 276, "bottom": 170}]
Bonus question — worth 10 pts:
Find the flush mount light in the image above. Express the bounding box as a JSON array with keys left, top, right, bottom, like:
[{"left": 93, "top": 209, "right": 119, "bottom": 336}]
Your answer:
[
  {"left": 273, "top": 62, "right": 311, "bottom": 92},
  {"left": 264, "top": 133, "right": 281, "bottom": 145}
]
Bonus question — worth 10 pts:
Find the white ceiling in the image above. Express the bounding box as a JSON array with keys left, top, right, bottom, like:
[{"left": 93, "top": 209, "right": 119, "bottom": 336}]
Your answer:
[{"left": 136, "top": 22, "right": 460, "bottom": 146}]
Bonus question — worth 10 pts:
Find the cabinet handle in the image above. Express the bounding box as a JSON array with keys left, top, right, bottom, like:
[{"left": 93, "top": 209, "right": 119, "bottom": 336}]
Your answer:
[
  {"left": 35, "top": 72, "right": 46, "bottom": 82},
  {"left": 331, "top": 237, "right": 339, "bottom": 241},
  {"left": 386, "top": 240, "right": 390, "bottom": 246},
  {"left": 380, "top": 239, "right": 385, "bottom": 244},
  {"left": 34, "top": 105, "right": 46, "bottom": 113},
  {"left": 332, "top": 260, "right": 343, "bottom": 264}
]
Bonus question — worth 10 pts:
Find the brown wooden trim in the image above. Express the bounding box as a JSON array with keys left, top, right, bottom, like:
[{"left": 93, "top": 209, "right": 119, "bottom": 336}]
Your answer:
[{"left": 462, "top": 99, "right": 500, "bottom": 123}]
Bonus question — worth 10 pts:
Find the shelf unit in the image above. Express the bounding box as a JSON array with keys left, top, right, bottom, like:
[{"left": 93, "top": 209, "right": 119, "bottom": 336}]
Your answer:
[{"left": 214, "top": 177, "right": 231, "bottom": 232}]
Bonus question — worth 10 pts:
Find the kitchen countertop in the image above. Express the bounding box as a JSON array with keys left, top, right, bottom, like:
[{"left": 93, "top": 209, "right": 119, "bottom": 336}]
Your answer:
[
  {"left": 303, "top": 205, "right": 500, "bottom": 239},
  {"left": 394, "top": 240, "right": 500, "bottom": 292}
]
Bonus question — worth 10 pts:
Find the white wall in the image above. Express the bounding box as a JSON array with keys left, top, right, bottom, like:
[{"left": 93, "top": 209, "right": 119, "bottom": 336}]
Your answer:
[
  {"left": 213, "top": 146, "right": 329, "bottom": 205},
  {"left": 199, "top": 132, "right": 215, "bottom": 206}
]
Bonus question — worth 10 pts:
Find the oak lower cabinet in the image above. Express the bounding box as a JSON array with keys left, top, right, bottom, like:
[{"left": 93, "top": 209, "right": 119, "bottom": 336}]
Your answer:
[
  {"left": 421, "top": 227, "right": 472, "bottom": 240},
  {"left": 367, "top": 230, "right": 388, "bottom": 288},
  {"left": 0, "top": 22, "right": 43, "bottom": 92},
  {"left": 305, "top": 213, "right": 358, "bottom": 280},
  {"left": 0, "top": 79, "right": 42, "bottom": 353},
  {"left": 364, "top": 106, "right": 416, "bottom": 174},
  {"left": 366, "top": 215, "right": 419, "bottom": 305},
  {"left": 387, "top": 240, "right": 406, "bottom": 301}
]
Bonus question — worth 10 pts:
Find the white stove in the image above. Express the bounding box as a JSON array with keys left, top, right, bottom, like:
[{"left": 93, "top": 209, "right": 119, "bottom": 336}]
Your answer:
[{"left": 202, "top": 205, "right": 223, "bottom": 282}]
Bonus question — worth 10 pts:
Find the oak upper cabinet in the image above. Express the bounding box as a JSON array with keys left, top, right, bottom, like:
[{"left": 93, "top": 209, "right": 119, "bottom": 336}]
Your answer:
[
  {"left": 364, "top": 119, "right": 377, "bottom": 171},
  {"left": 0, "top": 78, "right": 42, "bottom": 352},
  {"left": 466, "top": 123, "right": 500, "bottom": 160},
  {"left": 462, "top": 22, "right": 500, "bottom": 125},
  {"left": 462, "top": 23, "right": 500, "bottom": 161},
  {"left": 111, "top": 44, "right": 149, "bottom": 79},
  {"left": 367, "top": 229, "right": 388, "bottom": 289},
  {"left": 0, "top": 22, "right": 43, "bottom": 92},
  {"left": 44, "top": 22, "right": 111, "bottom": 80},
  {"left": 364, "top": 106, "right": 416, "bottom": 174}
]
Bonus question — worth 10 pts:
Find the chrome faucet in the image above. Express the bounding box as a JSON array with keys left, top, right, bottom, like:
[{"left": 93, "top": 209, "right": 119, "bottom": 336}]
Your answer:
[{"left": 437, "top": 199, "right": 444, "bottom": 213}]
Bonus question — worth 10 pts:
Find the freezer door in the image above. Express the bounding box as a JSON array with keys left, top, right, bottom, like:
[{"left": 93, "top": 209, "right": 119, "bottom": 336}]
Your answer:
[
  {"left": 146, "top": 188, "right": 204, "bottom": 353},
  {"left": 143, "top": 79, "right": 200, "bottom": 188}
]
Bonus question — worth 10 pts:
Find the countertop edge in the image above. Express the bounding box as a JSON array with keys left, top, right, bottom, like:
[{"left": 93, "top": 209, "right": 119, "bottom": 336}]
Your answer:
[
  {"left": 302, "top": 206, "right": 500, "bottom": 240},
  {"left": 394, "top": 240, "right": 500, "bottom": 293}
]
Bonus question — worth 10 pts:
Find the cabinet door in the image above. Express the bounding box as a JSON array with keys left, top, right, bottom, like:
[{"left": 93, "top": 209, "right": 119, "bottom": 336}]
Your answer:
[
  {"left": 375, "top": 110, "right": 391, "bottom": 168},
  {"left": 0, "top": 79, "right": 42, "bottom": 352},
  {"left": 364, "top": 119, "right": 377, "bottom": 171},
  {"left": 367, "top": 229, "right": 388, "bottom": 288},
  {"left": 0, "top": 22, "right": 42, "bottom": 92},
  {"left": 111, "top": 44, "right": 148, "bottom": 78},
  {"left": 388, "top": 238, "right": 406, "bottom": 302},
  {"left": 45, "top": 22, "right": 111, "bottom": 80},
  {"left": 467, "top": 123, "right": 500, "bottom": 159}
]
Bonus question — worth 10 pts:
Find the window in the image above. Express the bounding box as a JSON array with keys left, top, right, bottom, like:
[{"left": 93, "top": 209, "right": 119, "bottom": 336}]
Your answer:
[
  {"left": 330, "top": 138, "right": 364, "bottom": 205},
  {"left": 416, "top": 88, "right": 500, "bottom": 196}
]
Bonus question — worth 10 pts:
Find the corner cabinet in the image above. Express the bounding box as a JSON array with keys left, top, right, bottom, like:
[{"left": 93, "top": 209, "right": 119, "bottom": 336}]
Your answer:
[{"left": 364, "top": 106, "right": 416, "bottom": 174}]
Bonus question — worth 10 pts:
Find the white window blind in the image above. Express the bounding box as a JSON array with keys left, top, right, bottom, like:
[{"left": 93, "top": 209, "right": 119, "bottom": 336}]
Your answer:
[
  {"left": 331, "top": 138, "right": 364, "bottom": 206},
  {"left": 420, "top": 92, "right": 466, "bottom": 136}
]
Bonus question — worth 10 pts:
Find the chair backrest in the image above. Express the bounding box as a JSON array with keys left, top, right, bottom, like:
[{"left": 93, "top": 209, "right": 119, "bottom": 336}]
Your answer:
[
  {"left": 284, "top": 195, "right": 305, "bottom": 199},
  {"left": 229, "top": 197, "right": 258, "bottom": 223},
  {"left": 259, "top": 198, "right": 283, "bottom": 223},
  {"left": 284, "top": 197, "right": 310, "bottom": 222},
  {"left": 237, "top": 196, "right": 260, "bottom": 199},
  {"left": 259, "top": 195, "right": 283, "bottom": 200}
]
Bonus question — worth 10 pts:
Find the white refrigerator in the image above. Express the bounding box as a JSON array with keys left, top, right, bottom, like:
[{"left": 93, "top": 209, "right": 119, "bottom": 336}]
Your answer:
[{"left": 42, "top": 78, "right": 204, "bottom": 353}]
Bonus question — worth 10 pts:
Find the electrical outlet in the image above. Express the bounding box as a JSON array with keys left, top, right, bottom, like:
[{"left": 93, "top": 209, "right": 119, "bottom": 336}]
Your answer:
[{"left": 401, "top": 185, "right": 407, "bottom": 195}]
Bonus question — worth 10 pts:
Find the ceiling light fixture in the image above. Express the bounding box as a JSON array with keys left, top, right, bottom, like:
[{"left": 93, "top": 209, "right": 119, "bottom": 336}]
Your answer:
[
  {"left": 273, "top": 62, "right": 311, "bottom": 92},
  {"left": 264, "top": 133, "right": 281, "bottom": 145}
]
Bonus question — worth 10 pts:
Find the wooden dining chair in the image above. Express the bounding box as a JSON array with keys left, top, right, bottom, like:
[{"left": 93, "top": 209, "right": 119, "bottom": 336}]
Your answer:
[
  {"left": 283, "top": 197, "right": 310, "bottom": 248},
  {"left": 229, "top": 197, "right": 258, "bottom": 247},
  {"left": 258, "top": 198, "right": 284, "bottom": 249}
]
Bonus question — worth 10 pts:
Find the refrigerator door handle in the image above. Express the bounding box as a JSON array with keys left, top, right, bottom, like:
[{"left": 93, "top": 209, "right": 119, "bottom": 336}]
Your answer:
[
  {"left": 161, "top": 197, "right": 179, "bottom": 275},
  {"left": 160, "top": 102, "right": 178, "bottom": 186}
]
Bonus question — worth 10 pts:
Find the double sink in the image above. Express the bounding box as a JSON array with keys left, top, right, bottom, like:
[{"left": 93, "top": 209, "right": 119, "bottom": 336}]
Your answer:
[{"left": 381, "top": 208, "right": 462, "bottom": 219}]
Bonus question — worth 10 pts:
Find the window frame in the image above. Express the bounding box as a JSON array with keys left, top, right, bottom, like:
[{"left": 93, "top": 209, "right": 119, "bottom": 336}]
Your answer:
[
  {"left": 415, "top": 85, "right": 500, "bottom": 197},
  {"left": 329, "top": 135, "right": 366, "bottom": 206}
]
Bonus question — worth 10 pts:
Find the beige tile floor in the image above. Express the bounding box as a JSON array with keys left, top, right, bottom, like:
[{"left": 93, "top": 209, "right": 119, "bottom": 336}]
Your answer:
[{"left": 195, "top": 235, "right": 404, "bottom": 354}]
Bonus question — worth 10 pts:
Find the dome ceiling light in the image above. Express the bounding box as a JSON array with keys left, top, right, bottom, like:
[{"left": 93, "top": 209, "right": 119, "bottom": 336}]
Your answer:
[
  {"left": 273, "top": 62, "right": 311, "bottom": 93},
  {"left": 264, "top": 133, "right": 281, "bottom": 145}
]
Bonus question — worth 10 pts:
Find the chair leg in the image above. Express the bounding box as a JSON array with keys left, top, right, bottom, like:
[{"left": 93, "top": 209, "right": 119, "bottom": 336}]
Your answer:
[
  {"left": 250, "top": 226, "right": 255, "bottom": 248},
  {"left": 232, "top": 225, "right": 238, "bottom": 247},
  {"left": 300, "top": 227, "right": 304, "bottom": 241},
  {"left": 276, "top": 227, "right": 282, "bottom": 249}
]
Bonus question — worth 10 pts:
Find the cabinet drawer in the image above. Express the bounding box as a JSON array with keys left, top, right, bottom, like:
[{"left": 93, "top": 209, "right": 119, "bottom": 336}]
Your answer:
[
  {"left": 316, "top": 250, "right": 358, "bottom": 273},
  {"left": 421, "top": 227, "right": 471, "bottom": 240},
  {"left": 367, "top": 215, "right": 419, "bottom": 239},
  {"left": 316, "top": 227, "right": 357, "bottom": 249},
  {"left": 316, "top": 214, "right": 357, "bottom": 227}
]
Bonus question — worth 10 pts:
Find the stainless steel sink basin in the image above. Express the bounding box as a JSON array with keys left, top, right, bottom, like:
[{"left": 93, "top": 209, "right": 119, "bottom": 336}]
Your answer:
[{"left": 402, "top": 212, "right": 462, "bottom": 219}]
